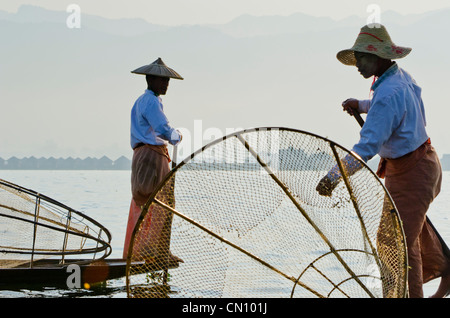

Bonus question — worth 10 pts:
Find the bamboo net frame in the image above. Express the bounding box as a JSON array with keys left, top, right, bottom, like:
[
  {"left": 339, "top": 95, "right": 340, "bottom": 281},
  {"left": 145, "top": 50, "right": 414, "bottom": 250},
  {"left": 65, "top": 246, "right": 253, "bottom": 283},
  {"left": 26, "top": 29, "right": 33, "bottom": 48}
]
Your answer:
[
  {"left": 0, "top": 179, "right": 111, "bottom": 269},
  {"left": 126, "top": 127, "right": 408, "bottom": 298}
]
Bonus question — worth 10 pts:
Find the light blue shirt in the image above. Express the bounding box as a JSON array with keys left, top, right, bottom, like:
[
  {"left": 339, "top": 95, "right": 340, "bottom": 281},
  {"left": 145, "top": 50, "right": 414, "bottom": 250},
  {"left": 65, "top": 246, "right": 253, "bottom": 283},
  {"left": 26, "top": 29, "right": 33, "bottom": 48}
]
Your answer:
[
  {"left": 130, "top": 89, "right": 181, "bottom": 149},
  {"left": 352, "top": 63, "right": 429, "bottom": 162},
  {"left": 322, "top": 63, "right": 430, "bottom": 188}
]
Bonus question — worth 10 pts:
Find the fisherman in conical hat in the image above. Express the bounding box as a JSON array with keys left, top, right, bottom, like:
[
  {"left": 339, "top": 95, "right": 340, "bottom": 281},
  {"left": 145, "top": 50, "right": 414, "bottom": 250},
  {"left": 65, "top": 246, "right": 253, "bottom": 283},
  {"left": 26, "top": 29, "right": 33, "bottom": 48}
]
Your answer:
[
  {"left": 123, "top": 58, "right": 184, "bottom": 264},
  {"left": 316, "top": 24, "right": 449, "bottom": 298}
]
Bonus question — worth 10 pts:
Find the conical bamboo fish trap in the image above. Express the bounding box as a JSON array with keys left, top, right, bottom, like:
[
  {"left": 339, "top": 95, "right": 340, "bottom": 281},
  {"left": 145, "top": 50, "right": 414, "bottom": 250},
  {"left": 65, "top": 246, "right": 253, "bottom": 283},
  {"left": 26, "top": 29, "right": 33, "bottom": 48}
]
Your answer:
[
  {"left": 125, "top": 128, "right": 408, "bottom": 298},
  {"left": 0, "top": 179, "right": 111, "bottom": 269}
]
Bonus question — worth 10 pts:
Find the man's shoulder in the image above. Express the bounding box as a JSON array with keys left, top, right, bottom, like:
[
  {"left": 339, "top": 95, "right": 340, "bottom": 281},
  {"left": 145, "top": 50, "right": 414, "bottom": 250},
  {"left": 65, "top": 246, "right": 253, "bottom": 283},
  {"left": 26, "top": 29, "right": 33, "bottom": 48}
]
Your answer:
[
  {"left": 137, "top": 91, "right": 160, "bottom": 109},
  {"left": 376, "top": 69, "right": 412, "bottom": 98}
]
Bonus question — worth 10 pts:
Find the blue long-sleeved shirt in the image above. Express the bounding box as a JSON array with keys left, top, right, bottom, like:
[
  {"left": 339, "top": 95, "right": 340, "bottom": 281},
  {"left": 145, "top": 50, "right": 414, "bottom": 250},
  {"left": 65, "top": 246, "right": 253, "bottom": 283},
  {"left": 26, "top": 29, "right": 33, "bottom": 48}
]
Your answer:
[
  {"left": 352, "top": 63, "right": 429, "bottom": 162},
  {"left": 324, "top": 63, "right": 429, "bottom": 186},
  {"left": 130, "top": 89, "right": 181, "bottom": 149}
]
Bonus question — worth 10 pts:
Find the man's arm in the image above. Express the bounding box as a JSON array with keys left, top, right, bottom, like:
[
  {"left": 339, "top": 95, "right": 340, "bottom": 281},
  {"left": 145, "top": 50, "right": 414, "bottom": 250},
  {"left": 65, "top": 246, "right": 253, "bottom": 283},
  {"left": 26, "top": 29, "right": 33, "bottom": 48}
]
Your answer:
[{"left": 342, "top": 98, "right": 371, "bottom": 115}]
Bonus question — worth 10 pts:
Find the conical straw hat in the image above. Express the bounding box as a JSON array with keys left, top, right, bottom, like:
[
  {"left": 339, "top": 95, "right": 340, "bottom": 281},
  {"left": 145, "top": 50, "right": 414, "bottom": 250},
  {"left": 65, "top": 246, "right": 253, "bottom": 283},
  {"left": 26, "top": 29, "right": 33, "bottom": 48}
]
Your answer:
[
  {"left": 131, "top": 57, "right": 184, "bottom": 80},
  {"left": 337, "top": 24, "right": 411, "bottom": 66}
]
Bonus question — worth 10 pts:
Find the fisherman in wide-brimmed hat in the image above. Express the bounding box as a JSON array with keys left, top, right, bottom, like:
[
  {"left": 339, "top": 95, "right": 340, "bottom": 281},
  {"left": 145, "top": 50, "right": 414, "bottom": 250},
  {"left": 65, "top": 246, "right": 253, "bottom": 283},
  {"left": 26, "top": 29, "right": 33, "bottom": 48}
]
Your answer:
[
  {"left": 123, "top": 58, "right": 184, "bottom": 265},
  {"left": 316, "top": 24, "right": 450, "bottom": 298}
]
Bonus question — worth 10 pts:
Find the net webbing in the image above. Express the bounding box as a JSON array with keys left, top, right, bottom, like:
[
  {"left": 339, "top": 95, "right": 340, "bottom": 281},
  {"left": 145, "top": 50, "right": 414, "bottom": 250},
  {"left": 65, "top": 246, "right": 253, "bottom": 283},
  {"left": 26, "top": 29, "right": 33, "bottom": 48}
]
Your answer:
[
  {"left": 126, "top": 128, "right": 408, "bottom": 298},
  {"left": 0, "top": 179, "right": 111, "bottom": 268}
]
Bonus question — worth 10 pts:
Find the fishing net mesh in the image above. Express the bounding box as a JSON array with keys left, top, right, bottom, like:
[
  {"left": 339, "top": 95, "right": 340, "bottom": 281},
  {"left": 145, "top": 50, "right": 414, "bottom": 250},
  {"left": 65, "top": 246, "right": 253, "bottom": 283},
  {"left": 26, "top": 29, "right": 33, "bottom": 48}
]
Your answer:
[
  {"left": 0, "top": 180, "right": 111, "bottom": 268},
  {"left": 126, "top": 128, "right": 408, "bottom": 298}
]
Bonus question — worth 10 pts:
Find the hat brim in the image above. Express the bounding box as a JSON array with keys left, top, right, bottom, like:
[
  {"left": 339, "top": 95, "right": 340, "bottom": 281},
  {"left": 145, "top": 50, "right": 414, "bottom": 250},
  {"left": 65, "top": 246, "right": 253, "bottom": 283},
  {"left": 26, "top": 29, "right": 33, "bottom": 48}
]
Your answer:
[
  {"left": 131, "top": 64, "right": 184, "bottom": 80},
  {"left": 337, "top": 46, "right": 412, "bottom": 66}
]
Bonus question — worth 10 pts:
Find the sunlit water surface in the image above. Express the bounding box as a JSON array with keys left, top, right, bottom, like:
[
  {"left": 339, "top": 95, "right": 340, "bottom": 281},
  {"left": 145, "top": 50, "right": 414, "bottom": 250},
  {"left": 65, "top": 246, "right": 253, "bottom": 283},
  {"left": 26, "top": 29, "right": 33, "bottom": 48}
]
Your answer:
[{"left": 0, "top": 170, "right": 448, "bottom": 298}]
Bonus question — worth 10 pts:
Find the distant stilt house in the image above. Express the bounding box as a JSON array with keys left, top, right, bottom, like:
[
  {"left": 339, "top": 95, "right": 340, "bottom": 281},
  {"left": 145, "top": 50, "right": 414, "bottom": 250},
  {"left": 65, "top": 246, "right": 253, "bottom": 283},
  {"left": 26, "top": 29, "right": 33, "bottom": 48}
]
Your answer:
[
  {"left": 0, "top": 153, "right": 447, "bottom": 171},
  {"left": 73, "top": 158, "right": 84, "bottom": 170},
  {"left": 59, "top": 157, "right": 75, "bottom": 170},
  {"left": 37, "top": 157, "right": 57, "bottom": 170},
  {"left": 112, "top": 156, "right": 132, "bottom": 170},
  {"left": 442, "top": 154, "right": 450, "bottom": 171},
  {"left": 98, "top": 156, "right": 113, "bottom": 170},
  {"left": 5, "top": 156, "right": 20, "bottom": 169},
  {"left": 25, "top": 156, "right": 39, "bottom": 169},
  {"left": 80, "top": 157, "right": 96, "bottom": 170}
]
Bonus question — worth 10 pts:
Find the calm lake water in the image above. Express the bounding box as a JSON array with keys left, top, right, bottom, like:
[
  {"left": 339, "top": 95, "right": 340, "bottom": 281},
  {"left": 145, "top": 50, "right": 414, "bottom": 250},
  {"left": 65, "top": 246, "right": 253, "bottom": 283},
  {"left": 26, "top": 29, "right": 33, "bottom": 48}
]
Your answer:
[{"left": 0, "top": 170, "right": 449, "bottom": 298}]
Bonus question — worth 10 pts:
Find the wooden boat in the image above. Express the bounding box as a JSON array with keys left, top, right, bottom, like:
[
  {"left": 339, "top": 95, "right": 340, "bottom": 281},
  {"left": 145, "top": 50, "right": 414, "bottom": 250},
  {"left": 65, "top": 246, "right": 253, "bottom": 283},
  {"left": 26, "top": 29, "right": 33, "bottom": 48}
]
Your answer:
[
  {"left": 0, "top": 258, "right": 179, "bottom": 288},
  {"left": 0, "top": 178, "right": 181, "bottom": 291},
  {"left": 0, "top": 258, "right": 129, "bottom": 288}
]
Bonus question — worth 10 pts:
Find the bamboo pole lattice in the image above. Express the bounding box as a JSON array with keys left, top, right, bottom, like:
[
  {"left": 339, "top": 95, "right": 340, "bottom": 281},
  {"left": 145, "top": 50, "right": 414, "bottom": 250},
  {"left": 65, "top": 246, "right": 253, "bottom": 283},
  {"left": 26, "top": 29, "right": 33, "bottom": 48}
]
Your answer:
[{"left": 126, "top": 127, "right": 408, "bottom": 298}]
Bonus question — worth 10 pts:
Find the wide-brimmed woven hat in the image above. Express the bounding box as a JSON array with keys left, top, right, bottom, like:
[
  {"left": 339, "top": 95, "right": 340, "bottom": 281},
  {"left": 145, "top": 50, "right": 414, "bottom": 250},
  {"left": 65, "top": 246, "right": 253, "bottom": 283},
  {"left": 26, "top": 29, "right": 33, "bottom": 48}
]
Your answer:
[
  {"left": 337, "top": 24, "right": 411, "bottom": 66},
  {"left": 131, "top": 57, "right": 184, "bottom": 80}
]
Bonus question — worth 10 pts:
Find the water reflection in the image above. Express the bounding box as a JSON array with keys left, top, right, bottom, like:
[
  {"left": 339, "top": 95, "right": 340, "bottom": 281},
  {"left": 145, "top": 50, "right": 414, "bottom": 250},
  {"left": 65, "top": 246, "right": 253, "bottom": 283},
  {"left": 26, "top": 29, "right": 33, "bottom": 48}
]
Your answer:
[{"left": 0, "top": 278, "right": 127, "bottom": 298}]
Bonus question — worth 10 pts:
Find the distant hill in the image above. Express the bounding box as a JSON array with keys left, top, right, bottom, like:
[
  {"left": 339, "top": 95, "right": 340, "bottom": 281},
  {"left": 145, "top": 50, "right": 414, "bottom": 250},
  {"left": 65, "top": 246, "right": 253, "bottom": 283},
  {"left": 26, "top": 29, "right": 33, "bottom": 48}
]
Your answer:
[
  {"left": 205, "top": 9, "right": 447, "bottom": 38},
  {"left": 1, "top": 5, "right": 449, "bottom": 161}
]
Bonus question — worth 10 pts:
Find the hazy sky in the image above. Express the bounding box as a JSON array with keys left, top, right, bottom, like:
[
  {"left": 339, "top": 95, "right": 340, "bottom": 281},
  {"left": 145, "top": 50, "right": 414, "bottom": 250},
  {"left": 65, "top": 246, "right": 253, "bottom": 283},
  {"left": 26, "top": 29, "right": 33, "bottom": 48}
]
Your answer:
[
  {"left": 2, "top": 0, "right": 450, "bottom": 25},
  {"left": 2, "top": 0, "right": 450, "bottom": 160}
]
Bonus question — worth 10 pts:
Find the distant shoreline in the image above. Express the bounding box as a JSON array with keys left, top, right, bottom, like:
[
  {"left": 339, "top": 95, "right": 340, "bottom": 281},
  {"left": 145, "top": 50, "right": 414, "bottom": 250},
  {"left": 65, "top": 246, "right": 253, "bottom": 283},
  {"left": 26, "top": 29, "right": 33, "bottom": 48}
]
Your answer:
[
  {"left": 2, "top": 154, "right": 450, "bottom": 171},
  {"left": 0, "top": 156, "right": 131, "bottom": 170}
]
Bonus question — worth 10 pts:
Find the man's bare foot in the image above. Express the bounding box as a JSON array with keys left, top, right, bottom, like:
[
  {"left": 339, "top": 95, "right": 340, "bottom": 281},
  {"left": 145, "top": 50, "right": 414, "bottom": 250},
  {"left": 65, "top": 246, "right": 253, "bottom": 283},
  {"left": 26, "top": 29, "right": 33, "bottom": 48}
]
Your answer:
[{"left": 429, "top": 274, "right": 450, "bottom": 298}]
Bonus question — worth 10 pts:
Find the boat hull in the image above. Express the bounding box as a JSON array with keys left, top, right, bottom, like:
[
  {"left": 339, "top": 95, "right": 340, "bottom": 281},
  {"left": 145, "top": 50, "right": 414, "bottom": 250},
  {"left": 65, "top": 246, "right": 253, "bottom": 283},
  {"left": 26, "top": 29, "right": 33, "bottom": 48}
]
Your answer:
[{"left": 0, "top": 258, "right": 131, "bottom": 288}]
